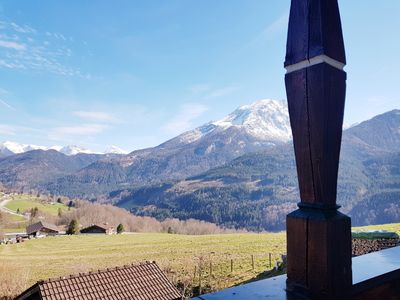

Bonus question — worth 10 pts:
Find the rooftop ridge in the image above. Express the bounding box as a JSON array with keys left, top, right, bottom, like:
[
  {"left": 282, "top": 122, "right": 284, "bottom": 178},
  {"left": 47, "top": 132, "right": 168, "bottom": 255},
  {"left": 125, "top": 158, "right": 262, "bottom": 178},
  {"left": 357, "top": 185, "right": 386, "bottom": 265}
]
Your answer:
[{"left": 40, "top": 261, "right": 157, "bottom": 284}]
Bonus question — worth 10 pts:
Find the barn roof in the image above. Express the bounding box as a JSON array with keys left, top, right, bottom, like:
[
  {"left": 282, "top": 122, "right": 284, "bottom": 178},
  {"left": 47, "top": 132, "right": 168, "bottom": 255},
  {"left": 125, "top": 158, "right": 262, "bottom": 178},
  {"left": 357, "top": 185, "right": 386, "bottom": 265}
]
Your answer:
[
  {"left": 26, "top": 221, "right": 59, "bottom": 235},
  {"left": 81, "top": 223, "right": 114, "bottom": 231},
  {"left": 15, "top": 261, "right": 182, "bottom": 300}
]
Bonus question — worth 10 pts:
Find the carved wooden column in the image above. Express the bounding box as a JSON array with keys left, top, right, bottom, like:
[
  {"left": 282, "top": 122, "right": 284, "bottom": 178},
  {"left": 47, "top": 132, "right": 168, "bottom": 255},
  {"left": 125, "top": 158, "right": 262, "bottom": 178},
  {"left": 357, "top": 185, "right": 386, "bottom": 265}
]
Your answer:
[{"left": 284, "top": 0, "right": 352, "bottom": 299}]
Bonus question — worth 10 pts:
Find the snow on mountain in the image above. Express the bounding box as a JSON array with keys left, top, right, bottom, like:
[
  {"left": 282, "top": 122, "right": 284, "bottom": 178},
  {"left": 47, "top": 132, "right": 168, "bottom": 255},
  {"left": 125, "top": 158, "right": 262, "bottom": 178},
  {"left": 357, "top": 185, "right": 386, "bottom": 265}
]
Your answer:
[
  {"left": 58, "top": 145, "right": 98, "bottom": 156},
  {"left": 178, "top": 99, "right": 292, "bottom": 144},
  {"left": 49, "top": 145, "right": 63, "bottom": 152},
  {"left": 104, "top": 145, "right": 128, "bottom": 155},
  {"left": 0, "top": 142, "right": 15, "bottom": 158},
  {"left": 0, "top": 141, "right": 129, "bottom": 156},
  {"left": 0, "top": 141, "right": 47, "bottom": 154},
  {"left": 215, "top": 99, "right": 291, "bottom": 140},
  {"left": 2, "top": 99, "right": 291, "bottom": 158},
  {"left": 343, "top": 122, "right": 359, "bottom": 130}
]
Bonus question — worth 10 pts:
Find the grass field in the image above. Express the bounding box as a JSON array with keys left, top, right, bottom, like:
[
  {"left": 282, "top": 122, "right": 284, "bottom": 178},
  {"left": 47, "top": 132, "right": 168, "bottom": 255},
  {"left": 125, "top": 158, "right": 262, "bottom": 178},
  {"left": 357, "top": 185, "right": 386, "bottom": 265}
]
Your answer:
[
  {"left": 353, "top": 223, "right": 400, "bottom": 234},
  {"left": 4, "top": 194, "right": 69, "bottom": 216},
  {"left": 1, "top": 223, "right": 399, "bottom": 298},
  {"left": 6, "top": 214, "right": 25, "bottom": 222},
  {"left": 1, "top": 194, "right": 70, "bottom": 234},
  {"left": 0, "top": 232, "right": 286, "bottom": 297}
]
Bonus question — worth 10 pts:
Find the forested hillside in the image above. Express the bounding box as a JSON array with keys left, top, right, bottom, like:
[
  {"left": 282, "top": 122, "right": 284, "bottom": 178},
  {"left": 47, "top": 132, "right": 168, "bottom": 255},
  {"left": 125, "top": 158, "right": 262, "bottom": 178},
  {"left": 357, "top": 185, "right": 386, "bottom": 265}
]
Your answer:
[
  {"left": 1, "top": 108, "right": 399, "bottom": 231},
  {"left": 113, "top": 111, "right": 400, "bottom": 230}
]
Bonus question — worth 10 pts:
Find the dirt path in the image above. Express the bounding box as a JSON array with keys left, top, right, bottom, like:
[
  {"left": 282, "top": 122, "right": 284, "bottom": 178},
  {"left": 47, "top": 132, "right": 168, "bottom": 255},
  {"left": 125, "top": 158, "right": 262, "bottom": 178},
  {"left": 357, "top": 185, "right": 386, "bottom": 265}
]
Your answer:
[{"left": 0, "top": 194, "right": 28, "bottom": 219}]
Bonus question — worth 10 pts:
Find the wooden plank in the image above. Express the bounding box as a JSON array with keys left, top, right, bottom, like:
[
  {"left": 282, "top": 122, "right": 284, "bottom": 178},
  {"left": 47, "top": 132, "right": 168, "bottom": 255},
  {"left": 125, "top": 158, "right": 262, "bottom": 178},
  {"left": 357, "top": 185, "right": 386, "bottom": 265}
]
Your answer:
[
  {"left": 286, "top": 210, "right": 308, "bottom": 287},
  {"left": 306, "top": 63, "right": 346, "bottom": 207},
  {"left": 285, "top": 69, "right": 316, "bottom": 204}
]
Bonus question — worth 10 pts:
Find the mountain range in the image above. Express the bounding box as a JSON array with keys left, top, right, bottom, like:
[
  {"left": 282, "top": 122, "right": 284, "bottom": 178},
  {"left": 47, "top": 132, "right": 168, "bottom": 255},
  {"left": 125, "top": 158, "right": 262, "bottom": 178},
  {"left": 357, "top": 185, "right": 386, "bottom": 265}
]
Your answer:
[
  {"left": 0, "top": 141, "right": 128, "bottom": 158},
  {"left": 32, "top": 99, "right": 292, "bottom": 197},
  {"left": 0, "top": 99, "right": 399, "bottom": 230},
  {"left": 111, "top": 108, "right": 400, "bottom": 230}
]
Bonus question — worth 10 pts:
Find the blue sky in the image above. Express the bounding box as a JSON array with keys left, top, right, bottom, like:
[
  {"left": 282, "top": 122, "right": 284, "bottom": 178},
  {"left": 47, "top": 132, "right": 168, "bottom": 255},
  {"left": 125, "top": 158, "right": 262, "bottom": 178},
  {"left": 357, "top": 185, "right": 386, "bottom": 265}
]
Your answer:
[{"left": 0, "top": 1, "right": 399, "bottom": 152}]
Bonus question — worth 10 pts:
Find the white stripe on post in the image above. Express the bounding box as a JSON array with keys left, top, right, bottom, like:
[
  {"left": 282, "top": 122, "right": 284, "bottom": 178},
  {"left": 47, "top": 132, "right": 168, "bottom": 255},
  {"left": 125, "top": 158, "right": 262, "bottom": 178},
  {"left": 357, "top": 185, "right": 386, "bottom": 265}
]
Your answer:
[{"left": 285, "top": 54, "right": 345, "bottom": 74}]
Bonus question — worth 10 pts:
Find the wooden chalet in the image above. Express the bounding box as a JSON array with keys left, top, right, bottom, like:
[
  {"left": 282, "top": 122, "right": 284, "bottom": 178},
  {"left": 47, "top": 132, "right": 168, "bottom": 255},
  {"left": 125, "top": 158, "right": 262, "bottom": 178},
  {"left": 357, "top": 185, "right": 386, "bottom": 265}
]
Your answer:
[
  {"left": 15, "top": 261, "right": 182, "bottom": 300},
  {"left": 80, "top": 223, "right": 115, "bottom": 235},
  {"left": 26, "top": 221, "right": 59, "bottom": 237}
]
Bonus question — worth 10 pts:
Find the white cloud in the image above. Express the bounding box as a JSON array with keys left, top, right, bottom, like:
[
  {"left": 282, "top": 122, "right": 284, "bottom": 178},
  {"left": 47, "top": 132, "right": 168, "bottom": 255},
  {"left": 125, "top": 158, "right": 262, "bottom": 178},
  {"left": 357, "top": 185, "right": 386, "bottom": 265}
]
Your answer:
[
  {"left": 0, "top": 59, "right": 25, "bottom": 69},
  {"left": 0, "top": 124, "right": 16, "bottom": 135},
  {"left": 54, "top": 33, "right": 67, "bottom": 41},
  {"left": 188, "top": 84, "right": 238, "bottom": 99},
  {"left": 0, "top": 87, "right": 10, "bottom": 95},
  {"left": 73, "top": 111, "right": 117, "bottom": 122},
  {"left": 45, "top": 32, "right": 67, "bottom": 40},
  {"left": 163, "top": 103, "right": 208, "bottom": 135},
  {"left": 0, "top": 21, "right": 84, "bottom": 77},
  {"left": 261, "top": 12, "right": 288, "bottom": 40},
  {"left": 205, "top": 86, "right": 238, "bottom": 99},
  {"left": 243, "top": 11, "right": 289, "bottom": 50},
  {"left": 9, "top": 22, "right": 36, "bottom": 34},
  {"left": 52, "top": 124, "right": 109, "bottom": 136},
  {"left": 0, "top": 39, "right": 26, "bottom": 50},
  {"left": 0, "top": 98, "right": 16, "bottom": 110},
  {"left": 188, "top": 84, "right": 210, "bottom": 94}
]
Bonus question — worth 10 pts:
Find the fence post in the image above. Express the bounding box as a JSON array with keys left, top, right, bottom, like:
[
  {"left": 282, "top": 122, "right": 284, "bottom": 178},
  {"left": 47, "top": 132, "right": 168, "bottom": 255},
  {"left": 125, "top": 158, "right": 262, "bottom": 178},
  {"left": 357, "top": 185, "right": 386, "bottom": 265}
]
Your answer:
[
  {"left": 269, "top": 253, "right": 272, "bottom": 268},
  {"left": 230, "top": 259, "right": 233, "bottom": 272},
  {"left": 251, "top": 254, "right": 254, "bottom": 270},
  {"left": 199, "top": 265, "right": 202, "bottom": 294}
]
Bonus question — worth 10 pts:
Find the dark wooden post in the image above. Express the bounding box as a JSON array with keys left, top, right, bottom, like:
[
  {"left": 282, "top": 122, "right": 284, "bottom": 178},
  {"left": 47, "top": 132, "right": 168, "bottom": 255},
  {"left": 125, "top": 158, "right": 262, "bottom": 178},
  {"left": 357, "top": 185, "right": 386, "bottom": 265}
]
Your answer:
[{"left": 284, "top": 0, "right": 352, "bottom": 299}]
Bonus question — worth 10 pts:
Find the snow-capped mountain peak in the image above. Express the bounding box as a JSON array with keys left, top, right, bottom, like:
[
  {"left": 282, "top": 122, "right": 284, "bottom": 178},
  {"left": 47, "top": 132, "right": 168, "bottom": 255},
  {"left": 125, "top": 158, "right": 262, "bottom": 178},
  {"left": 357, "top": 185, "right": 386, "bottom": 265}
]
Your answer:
[
  {"left": 0, "top": 141, "right": 47, "bottom": 154},
  {"left": 176, "top": 99, "right": 291, "bottom": 145},
  {"left": 2, "top": 99, "right": 292, "bottom": 157},
  {"left": 59, "top": 145, "right": 97, "bottom": 156},
  {"left": 49, "top": 145, "right": 63, "bottom": 152},
  {"left": 0, "top": 141, "right": 129, "bottom": 157},
  {"left": 213, "top": 99, "right": 291, "bottom": 141},
  {"left": 104, "top": 145, "right": 128, "bottom": 155}
]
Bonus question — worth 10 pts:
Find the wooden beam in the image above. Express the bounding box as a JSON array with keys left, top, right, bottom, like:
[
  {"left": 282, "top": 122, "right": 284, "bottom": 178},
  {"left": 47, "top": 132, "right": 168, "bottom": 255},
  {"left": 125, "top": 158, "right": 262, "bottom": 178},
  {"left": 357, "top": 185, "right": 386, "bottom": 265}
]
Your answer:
[{"left": 284, "top": 1, "right": 352, "bottom": 299}]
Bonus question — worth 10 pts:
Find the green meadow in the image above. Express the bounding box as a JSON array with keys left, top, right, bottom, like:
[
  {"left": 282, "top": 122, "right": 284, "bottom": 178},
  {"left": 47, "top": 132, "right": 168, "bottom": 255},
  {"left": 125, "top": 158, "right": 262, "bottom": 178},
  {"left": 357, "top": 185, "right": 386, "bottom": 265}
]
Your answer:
[
  {"left": 1, "top": 232, "right": 285, "bottom": 297},
  {"left": 1, "top": 223, "right": 399, "bottom": 298},
  {"left": 4, "top": 194, "right": 69, "bottom": 216}
]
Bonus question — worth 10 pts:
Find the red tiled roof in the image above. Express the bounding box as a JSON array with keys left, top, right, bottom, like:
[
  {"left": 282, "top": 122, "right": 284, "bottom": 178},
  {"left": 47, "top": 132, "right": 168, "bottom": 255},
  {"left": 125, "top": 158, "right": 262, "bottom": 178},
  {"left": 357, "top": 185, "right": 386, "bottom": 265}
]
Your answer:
[
  {"left": 16, "top": 262, "right": 182, "bottom": 300},
  {"left": 26, "top": 221, "right": 59, "bottom": 235}
]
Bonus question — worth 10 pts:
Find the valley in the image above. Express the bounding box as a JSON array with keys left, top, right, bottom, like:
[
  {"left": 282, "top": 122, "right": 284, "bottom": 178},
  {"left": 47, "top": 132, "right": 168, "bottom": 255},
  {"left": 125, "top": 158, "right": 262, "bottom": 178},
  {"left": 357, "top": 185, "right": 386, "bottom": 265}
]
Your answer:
[
  {"left": 2, "top": 2, "right": 399, "bottom": 299},
  {"left": 0, "top": 101, "right": 399, "bottom": 231},
  {"left": 1, "top": 223, "right": 399, "bottom": 298}
]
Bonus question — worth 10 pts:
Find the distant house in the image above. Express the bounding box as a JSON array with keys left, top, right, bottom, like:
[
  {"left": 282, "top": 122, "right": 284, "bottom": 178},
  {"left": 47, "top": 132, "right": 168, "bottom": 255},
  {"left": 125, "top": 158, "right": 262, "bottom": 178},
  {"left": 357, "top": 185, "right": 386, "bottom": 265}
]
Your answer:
[
  {"left": 80, "top": 223, "right": 115, "bottom": 235},
  {"left": 26, "top": 221, "right": 59, "bottom": 237},
  {"left": 15, "top": 261, "right": 182, "bottom": 300}
]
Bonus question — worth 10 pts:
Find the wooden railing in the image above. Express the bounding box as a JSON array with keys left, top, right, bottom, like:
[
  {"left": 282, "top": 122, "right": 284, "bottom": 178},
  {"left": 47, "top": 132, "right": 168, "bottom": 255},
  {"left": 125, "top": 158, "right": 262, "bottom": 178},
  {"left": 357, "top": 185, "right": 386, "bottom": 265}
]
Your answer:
[{"left": 192, "top": 246, "right": 400, "bottom": 299}]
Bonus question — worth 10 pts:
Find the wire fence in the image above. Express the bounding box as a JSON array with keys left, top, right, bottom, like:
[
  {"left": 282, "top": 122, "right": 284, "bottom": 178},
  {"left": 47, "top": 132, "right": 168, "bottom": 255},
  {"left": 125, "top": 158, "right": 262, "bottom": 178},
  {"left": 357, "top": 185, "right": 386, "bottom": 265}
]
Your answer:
[{"left": 165, "top": 252, "right": 287, "bottom": 297}]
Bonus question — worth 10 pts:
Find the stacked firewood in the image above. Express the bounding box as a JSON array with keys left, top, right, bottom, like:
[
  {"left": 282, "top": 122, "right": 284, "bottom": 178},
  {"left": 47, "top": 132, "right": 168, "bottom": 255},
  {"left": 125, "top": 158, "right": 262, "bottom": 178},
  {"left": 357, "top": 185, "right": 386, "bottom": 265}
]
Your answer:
[{"left": 352, "top": 238, "right": 399, "bottom": 257}]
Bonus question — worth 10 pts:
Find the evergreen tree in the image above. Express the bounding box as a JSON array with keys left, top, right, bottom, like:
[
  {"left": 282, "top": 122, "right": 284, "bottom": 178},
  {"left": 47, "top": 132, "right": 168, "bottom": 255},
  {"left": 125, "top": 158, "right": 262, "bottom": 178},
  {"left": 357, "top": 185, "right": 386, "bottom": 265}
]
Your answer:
[
  {"left": 117, "top": 223, "right": 124, "bottom": 234},
  {"left": 30, "top": 207, "right": 39, "bottom": 218},
  {"left": 67, "top": 219, "right": 80, "bottom": 235}
]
